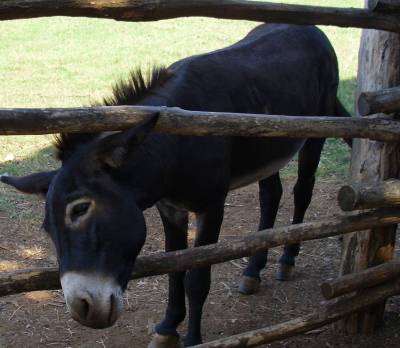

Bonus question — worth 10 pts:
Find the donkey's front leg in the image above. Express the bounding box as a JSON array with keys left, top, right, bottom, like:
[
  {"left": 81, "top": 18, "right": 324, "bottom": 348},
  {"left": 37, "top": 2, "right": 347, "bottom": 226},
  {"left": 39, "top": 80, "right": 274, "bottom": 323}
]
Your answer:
[
  {"left": 184, "top": 199, "right": 225, "bottom": 347},
  {"left": 239, "top": 174, "right": 282, "bottom": 294},
  {"left": 149, "top": 201, "right": 188, "bottom": 348}
]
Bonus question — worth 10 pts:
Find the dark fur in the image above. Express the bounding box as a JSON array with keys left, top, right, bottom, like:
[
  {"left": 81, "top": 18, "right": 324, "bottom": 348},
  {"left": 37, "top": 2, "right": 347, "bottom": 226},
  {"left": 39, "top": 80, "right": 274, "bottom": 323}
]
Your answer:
[{"left": 2, "top": 24, "right": 351, "bottom": 346}]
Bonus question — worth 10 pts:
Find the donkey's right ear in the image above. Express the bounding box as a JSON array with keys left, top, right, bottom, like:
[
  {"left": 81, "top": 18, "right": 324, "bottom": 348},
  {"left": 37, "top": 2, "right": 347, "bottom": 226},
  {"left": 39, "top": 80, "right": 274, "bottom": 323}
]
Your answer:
[{"left": 0, "top": 170, "right": 57, "bottom": 195}]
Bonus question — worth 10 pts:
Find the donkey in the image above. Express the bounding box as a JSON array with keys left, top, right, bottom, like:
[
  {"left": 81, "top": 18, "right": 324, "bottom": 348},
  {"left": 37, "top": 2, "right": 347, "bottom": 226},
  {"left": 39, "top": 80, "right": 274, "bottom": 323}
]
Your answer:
[{"left": 1, "top": 24, "right": 350, "bottom": 347}]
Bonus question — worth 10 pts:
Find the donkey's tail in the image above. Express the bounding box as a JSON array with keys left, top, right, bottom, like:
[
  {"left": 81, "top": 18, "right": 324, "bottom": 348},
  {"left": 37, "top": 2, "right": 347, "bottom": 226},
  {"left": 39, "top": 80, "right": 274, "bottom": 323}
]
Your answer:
[{"left": 335, "top": 97, "right": 353, "bottom": 147}]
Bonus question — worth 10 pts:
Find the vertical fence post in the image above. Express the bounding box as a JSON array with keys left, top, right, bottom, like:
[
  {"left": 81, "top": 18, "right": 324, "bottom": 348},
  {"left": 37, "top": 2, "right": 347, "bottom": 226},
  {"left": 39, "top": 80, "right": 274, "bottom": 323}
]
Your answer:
[{"left": 337, "top": 0, "right": 400, "bottom": 334}]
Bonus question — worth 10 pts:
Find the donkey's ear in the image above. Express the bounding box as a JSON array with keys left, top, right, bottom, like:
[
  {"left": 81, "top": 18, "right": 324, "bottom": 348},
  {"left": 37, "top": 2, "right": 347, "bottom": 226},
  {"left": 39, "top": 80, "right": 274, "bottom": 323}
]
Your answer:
[
  {"left": 0, "top": 170, "right": 57, "bottom": 195},
  {"left": 92, "top": 112, "right": 160, "bottom": 168}
]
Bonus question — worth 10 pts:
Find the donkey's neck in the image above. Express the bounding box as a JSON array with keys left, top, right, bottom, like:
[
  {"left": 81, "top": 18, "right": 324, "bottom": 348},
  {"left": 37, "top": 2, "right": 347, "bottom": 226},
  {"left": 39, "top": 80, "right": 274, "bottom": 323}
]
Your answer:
[{"left": 124, "top": 133, "right": 179, "bottom": 211}]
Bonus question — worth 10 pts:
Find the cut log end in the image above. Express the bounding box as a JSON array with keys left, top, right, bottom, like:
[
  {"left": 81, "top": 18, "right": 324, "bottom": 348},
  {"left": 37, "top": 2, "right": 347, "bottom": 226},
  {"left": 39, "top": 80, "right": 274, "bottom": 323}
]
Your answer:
[
  {"left": 338, "top": 185, "right": 357, "bottom": 212},
  {"left": 320, "top": 281, "right": 336, "bottom": 300},
  {"left": 358, "top": 93, "right": 372, "bottom": 116}
]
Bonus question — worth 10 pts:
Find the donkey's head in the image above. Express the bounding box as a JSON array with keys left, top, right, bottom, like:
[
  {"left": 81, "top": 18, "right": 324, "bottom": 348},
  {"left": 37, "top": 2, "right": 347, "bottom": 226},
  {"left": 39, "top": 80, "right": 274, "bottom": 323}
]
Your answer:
[{"left": 1, "top": 114, "right": 159, "bottom": 329}]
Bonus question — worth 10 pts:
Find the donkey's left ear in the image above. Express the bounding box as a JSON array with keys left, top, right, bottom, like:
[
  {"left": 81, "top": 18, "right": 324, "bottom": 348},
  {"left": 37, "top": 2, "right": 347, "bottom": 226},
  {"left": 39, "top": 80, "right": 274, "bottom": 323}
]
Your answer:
[{"left": 91, "top": 112, "right": 160, "bottom": 168}]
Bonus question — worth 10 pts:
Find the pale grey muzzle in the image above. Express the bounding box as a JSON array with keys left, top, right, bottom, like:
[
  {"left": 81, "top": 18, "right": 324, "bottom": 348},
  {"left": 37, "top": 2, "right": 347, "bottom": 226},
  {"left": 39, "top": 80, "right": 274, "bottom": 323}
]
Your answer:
[{"left": 61, "top": 272, "right": 124, "bottom": 329}]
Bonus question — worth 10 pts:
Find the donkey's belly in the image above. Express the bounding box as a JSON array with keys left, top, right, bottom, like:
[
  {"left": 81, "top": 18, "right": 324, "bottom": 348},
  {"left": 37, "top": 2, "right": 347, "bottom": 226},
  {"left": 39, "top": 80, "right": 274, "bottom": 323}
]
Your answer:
[{"left": 229, "top": 138, "right": 305, "bottom": 190}]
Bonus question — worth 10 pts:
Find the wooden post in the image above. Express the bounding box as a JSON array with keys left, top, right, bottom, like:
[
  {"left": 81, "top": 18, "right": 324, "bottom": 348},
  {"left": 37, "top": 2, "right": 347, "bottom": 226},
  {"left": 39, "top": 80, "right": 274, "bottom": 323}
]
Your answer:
[{"left": 338, "top": 0, "right": 400, "bottom": 334}]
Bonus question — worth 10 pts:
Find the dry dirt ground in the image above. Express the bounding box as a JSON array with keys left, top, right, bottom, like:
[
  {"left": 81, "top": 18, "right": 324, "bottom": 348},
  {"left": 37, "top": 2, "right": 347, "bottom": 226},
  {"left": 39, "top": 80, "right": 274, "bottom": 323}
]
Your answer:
[{"left": 1, "top": 178, "right": 400, "bottom": 347}]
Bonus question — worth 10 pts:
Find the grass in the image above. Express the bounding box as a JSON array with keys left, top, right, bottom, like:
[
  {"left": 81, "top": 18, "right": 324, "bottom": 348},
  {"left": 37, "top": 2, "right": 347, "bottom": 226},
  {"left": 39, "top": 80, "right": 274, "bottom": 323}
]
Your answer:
[{"left": 0, "top": 0, "right": 363, "bottom": 215}]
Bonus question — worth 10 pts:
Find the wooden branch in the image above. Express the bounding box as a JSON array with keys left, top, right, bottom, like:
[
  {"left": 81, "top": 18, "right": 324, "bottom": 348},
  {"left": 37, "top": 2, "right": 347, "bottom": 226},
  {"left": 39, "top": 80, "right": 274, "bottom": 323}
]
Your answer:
[
  {"left": 0, "top": 0, "right": 399, "bottom": 32},
  {"left": 358, "top": 86, "right": 400, "bottom": 116},
  {"left": 338, "top": 179, "right": 400, "bottom": 211},
  {"left": 321, "top": 259, "right": 400, "bottom": 300},
  {"left": 1, "top": 207, "right": 400, "bottom": 297},
  {"left": 1, "top": 106, "right": 400, "bottom": 142},
  {"left": 368, "top": 0, "right": 400, "bottom": 12},
  {"left": 194, "top": 278, "right": 400, "bottom": 347}
]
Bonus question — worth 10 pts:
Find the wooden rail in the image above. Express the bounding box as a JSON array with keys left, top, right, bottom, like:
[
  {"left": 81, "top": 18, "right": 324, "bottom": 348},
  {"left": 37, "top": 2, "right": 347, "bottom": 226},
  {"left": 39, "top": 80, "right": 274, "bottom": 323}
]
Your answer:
[
  {"left": 2, "top": 106, "right": 400, "bottom": 142},
  {"left": 338, "top": 180, "right": 400, "bottom": 211},
  {"left": 0, "top": 1, "right": 399, "bottom": 32},
  {"left": 321, "top": 260, "right": 400, "bottom": 300},
  {"left": 1, "top": 207, "right": 400, "bottom": 297},
  {"left": 358, "top": 86, "right": 400, "bottom": 116},
  {"left": 194, "top": 277, "right": 400, "bottom": 347}
]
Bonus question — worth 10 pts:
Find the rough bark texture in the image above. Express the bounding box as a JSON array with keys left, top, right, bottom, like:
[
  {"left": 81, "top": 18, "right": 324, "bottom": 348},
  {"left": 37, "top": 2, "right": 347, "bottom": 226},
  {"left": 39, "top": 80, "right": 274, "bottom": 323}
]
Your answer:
[
  {"left": 338, "top": 179, "right": 400, "bottom": 211},
  {"left": 321, "top": 259, "right": 400, "bottom": 300},
  {"left": 0, "top": 0, "right": 399, "bottom": 32},
  {"left": 1, "top": 106, "right": 400, "bottom": 141},
  {"left": 369, "top": 0, "right": 400, "bottom": 12},
  {"left": 338, "top": 0, "right": 400, "bottom": 334},
  {"left": 1, "top": 208, "right": 400, "bottom": 297},
  {"left": 358, "top": 86, "right": 400, "bottom": 116},
  {"left": 194, "top": 278, "right": 400, "bottom": 348}
]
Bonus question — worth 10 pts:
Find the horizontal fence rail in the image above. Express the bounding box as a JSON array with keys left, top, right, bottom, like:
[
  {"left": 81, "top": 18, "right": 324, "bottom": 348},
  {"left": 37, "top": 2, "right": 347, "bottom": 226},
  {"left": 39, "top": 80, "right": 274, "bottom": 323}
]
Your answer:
[
  {"left": 321, "top": 259, "right": 400, "bottom": 300},
  {"left": 194, "top": 277, "right": 400, "bottom": 348},
  {"left": 0, "top": 0, "right": 400, "bottom": 32},
  {"left": 1, "top": 207, "right": 400, "bottom": 297},
  {"left": 2, "top": 106, "right": 400, "bottom": 141},
  {"left": 338, "top": 179, "right": 400, "bottom": 212},
  {"left": 358, "top": 86, "right": 400, "bottom": 116}
]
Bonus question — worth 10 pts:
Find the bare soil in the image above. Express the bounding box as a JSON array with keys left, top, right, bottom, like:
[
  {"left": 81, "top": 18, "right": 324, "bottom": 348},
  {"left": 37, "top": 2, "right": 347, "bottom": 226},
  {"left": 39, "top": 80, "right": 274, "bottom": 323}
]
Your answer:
[{"left": 1, "top": 178, "right": 400, "bottom": 348}]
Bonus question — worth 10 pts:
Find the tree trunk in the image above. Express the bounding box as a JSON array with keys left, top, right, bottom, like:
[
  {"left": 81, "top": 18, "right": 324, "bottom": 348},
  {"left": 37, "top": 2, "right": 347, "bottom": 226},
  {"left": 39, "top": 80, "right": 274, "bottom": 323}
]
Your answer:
[{"left": 338, "top": 0, "right": 400, "bottom": 334}]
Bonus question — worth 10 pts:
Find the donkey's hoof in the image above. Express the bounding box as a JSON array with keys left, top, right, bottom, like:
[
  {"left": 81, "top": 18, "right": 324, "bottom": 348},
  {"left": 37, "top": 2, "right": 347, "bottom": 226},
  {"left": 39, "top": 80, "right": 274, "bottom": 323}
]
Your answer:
[
  {"left": 238, "top": 275, "right": 261, "bottom": 295},
  {"left": 276, "top": 263, "right": 294, "bottom": 281},
  {"left": 148, "top": 333, "right": 183, "bottom": 348}
]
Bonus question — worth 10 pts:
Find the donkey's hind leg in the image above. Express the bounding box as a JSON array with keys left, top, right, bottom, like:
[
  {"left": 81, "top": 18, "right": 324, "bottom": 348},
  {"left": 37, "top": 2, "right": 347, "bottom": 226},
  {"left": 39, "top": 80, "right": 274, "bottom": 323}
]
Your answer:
[
  {"left": 239, "top": 173, "right": 283, "bottom": 295},
  {"left": 149, "top": 200, "right": 188, "bottom": 348},
  {"left": 277, "top": 138, "right": 325, "bottom": 281}
]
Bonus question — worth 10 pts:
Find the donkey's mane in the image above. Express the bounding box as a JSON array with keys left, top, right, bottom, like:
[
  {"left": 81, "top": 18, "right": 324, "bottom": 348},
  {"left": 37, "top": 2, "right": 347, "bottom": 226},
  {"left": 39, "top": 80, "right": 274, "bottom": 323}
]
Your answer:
[{"left": 54, "top": 66, "right": 171, "bottom": 161}]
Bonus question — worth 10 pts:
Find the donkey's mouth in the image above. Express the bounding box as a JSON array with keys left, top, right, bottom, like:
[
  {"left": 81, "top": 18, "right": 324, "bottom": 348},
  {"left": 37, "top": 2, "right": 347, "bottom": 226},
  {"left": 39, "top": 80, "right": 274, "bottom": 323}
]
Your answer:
[{"left": 61, "top": 271, "right": 124, "bottom": 329}]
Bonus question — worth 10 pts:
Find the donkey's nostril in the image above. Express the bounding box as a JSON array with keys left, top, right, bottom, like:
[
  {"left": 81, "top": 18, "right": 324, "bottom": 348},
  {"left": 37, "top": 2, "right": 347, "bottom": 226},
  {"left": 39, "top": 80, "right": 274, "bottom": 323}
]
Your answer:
[{"left": 71, "top": 295, "right": 91, "bottom": 320}]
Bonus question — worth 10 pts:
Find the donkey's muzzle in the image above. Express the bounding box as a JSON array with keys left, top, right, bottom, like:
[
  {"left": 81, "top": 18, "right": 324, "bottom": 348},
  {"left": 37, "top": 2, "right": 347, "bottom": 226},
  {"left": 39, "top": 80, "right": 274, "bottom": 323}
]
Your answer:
[{"left": 61, "top": 272, "right": 124, "bottom": 329}]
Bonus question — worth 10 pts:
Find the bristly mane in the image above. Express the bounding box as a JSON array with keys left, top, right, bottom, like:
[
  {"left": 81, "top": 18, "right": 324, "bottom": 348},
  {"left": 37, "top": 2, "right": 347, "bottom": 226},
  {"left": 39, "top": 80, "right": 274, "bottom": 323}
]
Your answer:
[{"left": 54, "top": 66, "right": 171, "bottom": 161}]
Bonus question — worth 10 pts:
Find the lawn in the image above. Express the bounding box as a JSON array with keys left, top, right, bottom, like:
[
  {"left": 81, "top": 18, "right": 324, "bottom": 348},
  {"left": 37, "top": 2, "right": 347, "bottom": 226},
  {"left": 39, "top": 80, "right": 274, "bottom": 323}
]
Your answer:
[{"left": 0, "top": 0, "right": 362, "bottom": 215}]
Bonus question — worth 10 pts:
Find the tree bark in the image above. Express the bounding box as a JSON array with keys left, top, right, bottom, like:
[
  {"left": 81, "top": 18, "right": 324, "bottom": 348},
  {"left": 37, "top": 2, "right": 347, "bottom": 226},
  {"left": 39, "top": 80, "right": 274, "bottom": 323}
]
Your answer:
[
  {"left": 1, "top": 106, "right": 400, "bottom": 142},
  {"left": 338, "top": 179, "right": 400, "bottom": 211},
  {"left": 1, "top": 207, "right": 400, "bottom": 297},
  {"left": 0, "top": 0, "right": 399, "bottom": 32},
  {"left": 358, "top": 86, "right": 400, "bottom": 116},
  {"left": 194, "top": 278, "right": 400, "bottom": 348},
  {"left": 338, "top": 0, "right": 400, "bottom": 334},
  {"left": 321, "top": 259, "right": 400, "bottom": 300}
]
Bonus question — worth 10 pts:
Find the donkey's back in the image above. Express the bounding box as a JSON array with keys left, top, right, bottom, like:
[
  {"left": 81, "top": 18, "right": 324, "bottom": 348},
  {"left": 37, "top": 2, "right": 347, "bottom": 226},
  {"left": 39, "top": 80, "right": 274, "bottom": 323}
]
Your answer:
[
  {"left": 160, "top": 24, "right": 341, "bottom": 192},
  {"left": 167, "top": 24, "right": 339, "bottom": 116}
]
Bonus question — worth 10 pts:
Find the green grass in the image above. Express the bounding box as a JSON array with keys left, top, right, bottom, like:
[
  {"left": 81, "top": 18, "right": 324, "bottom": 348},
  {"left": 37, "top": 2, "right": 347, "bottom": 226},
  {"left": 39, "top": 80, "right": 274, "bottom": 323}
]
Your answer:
[{"left": 0, "top": 0, "right": 363, "bottom": 214}]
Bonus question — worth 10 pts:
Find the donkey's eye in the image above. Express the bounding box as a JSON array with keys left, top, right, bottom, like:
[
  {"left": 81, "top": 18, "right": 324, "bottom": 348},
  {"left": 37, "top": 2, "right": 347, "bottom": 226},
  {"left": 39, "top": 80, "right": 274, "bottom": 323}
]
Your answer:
[
  {"left": 71, "top": 202, "right": 91, "bottom": 222},
  {"left": 65, "top": 199, "right": 94, "bottom": 228}
]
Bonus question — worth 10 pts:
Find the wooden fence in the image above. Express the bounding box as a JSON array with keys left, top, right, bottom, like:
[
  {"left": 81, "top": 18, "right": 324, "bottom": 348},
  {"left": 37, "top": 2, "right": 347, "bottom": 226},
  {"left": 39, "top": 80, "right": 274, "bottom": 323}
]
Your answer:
[{"left": 1, "top": 0, "right": 400, "bottom": 347}]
